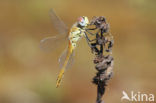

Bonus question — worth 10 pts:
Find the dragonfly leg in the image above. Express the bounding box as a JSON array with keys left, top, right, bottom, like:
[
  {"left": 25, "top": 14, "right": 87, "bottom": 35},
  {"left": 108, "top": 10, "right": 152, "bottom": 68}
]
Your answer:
[
  {"left": 84, "top": 33, "right": 92, "bottom": 48},
  {"left": 85, "top": 29, "right": 101, "bottom": 36},
  {"left": 86, "top": 27, "right": 97, "bottom": 30},
  {"left": 86, "top": 30, "right": 96, "bottom": 36},
  {"left": 84, "top": 33, "right": 97, "bottom": 48},
  {"left": 85, "top": 27, "right": 97, "bottom": 36}
]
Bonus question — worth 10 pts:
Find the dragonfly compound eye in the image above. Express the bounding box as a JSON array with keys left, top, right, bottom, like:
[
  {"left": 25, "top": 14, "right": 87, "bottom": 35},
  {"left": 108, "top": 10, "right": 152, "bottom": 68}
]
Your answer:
[{"left": 77, "top": 17, "right": 84, "bottom": 22}]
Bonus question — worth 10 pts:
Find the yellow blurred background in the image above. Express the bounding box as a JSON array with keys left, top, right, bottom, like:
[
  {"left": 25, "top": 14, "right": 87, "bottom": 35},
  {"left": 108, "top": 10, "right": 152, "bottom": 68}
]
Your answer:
[{"left": 0, "top": 0, "right": 156, "bottom": 103}]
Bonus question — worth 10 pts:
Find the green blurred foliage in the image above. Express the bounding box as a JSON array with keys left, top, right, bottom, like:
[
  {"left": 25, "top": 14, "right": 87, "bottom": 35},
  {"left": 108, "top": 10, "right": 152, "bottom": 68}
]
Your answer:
[{"left": 0, "top": 0, "right": 155, "bottom": 103}]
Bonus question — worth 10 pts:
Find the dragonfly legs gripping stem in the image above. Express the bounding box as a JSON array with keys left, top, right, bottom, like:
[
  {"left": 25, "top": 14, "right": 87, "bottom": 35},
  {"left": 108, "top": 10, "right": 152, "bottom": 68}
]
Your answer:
[{"left": 84, "top": 33, "right": 94, "bottom": 48}]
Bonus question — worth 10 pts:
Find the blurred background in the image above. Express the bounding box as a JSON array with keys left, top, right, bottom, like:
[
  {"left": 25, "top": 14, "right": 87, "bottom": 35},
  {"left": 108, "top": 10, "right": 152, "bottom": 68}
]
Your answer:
[{"left": 0, "top": 0, "right": 156, "bottom": 103}]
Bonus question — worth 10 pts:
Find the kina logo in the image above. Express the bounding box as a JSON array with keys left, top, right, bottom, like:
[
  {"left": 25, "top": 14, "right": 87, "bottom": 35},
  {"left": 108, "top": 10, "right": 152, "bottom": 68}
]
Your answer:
[{"left": 121, "top": 91, "right": 154, "bottom": 102}]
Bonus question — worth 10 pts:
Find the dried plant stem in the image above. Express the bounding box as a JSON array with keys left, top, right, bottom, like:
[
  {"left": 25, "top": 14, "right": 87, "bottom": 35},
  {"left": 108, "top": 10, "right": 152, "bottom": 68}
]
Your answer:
[{"left": 88, "top": 16, "right": 114, "bottom": 103}]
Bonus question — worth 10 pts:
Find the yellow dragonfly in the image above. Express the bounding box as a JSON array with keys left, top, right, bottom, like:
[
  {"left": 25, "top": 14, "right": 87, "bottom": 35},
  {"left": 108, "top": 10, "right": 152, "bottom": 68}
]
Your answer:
[{"left": 40, "top": 9, "right": 94, "bottom": 88}]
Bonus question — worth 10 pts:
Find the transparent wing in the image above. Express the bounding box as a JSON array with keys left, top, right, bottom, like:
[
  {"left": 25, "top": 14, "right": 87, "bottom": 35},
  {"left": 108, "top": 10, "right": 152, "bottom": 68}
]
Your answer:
[
  {"left": 49, "top": 9, "right": 68, "bottom": 35},
  {"left": 40, "top": 9, "right": 69, "bottom": 52},
  {"left": 58, "top": 47, "right": 75, "bottom": 70},
  {"left": 40, "top": 34, "right": 68, "bottom": 52}
]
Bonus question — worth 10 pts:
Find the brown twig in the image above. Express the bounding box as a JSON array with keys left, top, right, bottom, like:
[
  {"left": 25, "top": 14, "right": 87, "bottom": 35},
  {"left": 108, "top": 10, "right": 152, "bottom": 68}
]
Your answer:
[{"left": 88, "top": 16, "right": 114, "bottom": 103}]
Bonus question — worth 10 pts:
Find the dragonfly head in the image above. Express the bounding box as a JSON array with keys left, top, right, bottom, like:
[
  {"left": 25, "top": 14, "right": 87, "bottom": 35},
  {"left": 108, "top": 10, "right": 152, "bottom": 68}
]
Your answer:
[{"left": 77, "top": 16, "right": 89, "bottom": 27}]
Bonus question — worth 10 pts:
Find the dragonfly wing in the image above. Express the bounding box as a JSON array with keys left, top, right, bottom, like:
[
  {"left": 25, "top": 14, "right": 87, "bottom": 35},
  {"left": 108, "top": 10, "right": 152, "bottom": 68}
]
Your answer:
[
  {"left": 49, "top": 9, "right": 68, "bottom": 35},
  {"left": 40, "top": 34, "right": 68, "bottom": 52},
  {"left": 59, "top": 47, "right": 75, "bottom": 70}
]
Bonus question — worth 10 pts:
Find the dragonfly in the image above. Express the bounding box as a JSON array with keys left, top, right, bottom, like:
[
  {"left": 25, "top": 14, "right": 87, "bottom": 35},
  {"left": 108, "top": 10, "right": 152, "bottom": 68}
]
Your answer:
[{"left": 40, "top": 9, "right": 95, "bottom": 88}]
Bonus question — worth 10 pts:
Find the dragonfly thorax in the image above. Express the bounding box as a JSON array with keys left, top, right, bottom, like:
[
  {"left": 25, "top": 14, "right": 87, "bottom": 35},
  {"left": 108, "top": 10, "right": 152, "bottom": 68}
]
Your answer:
[
  {"left": 69, "top": 26, "right": 85, "bottom": 48},
  {"left": 68, "top": 16, "right": 89, "bottom": 48}
]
